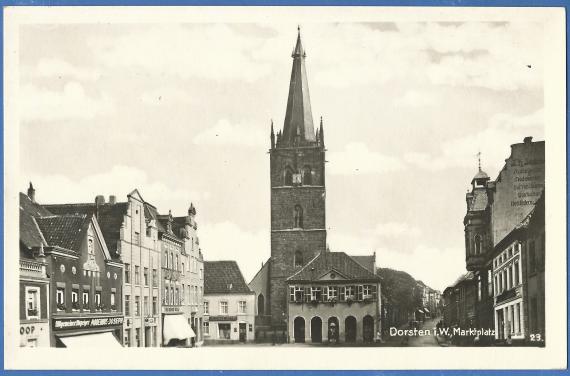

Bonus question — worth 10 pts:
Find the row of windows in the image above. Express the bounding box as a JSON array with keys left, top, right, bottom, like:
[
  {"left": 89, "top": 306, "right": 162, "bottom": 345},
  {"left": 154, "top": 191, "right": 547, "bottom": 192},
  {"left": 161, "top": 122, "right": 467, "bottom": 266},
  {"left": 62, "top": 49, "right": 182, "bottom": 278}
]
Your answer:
[
  {"left": 125, "top": 294, "right": 158, "bottom": 316},
  {"left": 494, "top": 243, "right": 521, "bottom": 268},
  {"left": 494, "top": 259, "right": 521, "bottom": 296},
  {"left": 162, "top": 251, "right": 203, "bottom": 277},
  {"left": 55, "top": 287, "right": 116, "bottom": 312},
  {"left": 124, "top": 264, "right": 158, "bottom": 286},
  {"left": 203, "top": 300, "right": 247, "bottom": 315},
  {"left": 288, "top": 285, "right": 378, "bottom": 303},
  {"left": 163, "top": 284, "right": 203, "bottom": 306}
]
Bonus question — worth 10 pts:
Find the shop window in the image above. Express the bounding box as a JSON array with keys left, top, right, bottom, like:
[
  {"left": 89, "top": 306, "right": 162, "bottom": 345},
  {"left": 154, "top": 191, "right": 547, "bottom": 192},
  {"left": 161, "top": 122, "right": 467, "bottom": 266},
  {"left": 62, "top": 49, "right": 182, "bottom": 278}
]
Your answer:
[
  {"left": 71, "top": 289, "right": 79, "bottom": 310},
  {"left": 82, "top": 291, "right": 90, "bottom": 310},
  {"left": 220, "top": 301, "right": 228, "bottom": 315},
  {"left": 25, "top": 287, "right": 40, "bottom": 319},
  {"left": 203, "top": 322, "right": 210, "bottom": 335},
  {"left": 218, "top": 323, "right": 231, "bottom": 339},
  {"left": 135, "top": 266, "right": 140, "bottom": 285},
  {"left": 56, "top": 287, "right": 66, "bottom": 311},
  {"left": 111, "top": 292, "right": 116, "bottom": 311},
  {"left": 125, "top": 263, "right": 131, "bottom": 284},
  {"left": 125, "top": 294, "right": 131, "bottom": 316},
  {"left": 135, "top": 296, "right": 140, "bottom": 316},
  {"left": 152, "top": 296, "right": 158, "bottom": 315},
  {"left": 204, "top": 301, "right": 209, "bottom": 315},
  {"left": 95, "top": 291, "right": 102, "bottom": 310},
  {"left": 144, "top": 267, "right": 149, "bottom": 286},
  {"left": 238, "top": 301, "right": 247, "bottom": 313}
]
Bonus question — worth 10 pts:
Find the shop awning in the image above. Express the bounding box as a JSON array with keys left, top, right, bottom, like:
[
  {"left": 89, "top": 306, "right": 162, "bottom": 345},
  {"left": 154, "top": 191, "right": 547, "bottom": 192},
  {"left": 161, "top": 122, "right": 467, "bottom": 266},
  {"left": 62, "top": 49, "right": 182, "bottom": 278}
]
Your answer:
[
  {"left": 59, "top": 332, "right": 123, "bottom": 348},
  {"left": 163, "top": 314, "right": 196, "bottom": 345}
]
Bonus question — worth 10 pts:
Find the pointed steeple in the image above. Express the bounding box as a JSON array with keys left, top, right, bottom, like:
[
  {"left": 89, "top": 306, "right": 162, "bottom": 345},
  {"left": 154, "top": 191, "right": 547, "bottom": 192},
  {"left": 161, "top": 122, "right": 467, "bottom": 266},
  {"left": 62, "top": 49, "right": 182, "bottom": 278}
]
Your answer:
[
  {"left": 282, "top": 27, "right": 315, "bottom": 146},
  {"left": 319, "top": 116, "right": 324, "bottom": 145},
  {"left": 270, "top": 119, "right": 275, "bottom": 149}
]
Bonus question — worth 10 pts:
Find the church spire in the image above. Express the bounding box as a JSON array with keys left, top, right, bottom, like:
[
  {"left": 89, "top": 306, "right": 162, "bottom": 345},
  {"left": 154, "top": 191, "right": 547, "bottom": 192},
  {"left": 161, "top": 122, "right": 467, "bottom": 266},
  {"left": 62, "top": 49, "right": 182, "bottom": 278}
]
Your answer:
[{"left": 281, "top": 26, "right": 316, "bottom": 146}]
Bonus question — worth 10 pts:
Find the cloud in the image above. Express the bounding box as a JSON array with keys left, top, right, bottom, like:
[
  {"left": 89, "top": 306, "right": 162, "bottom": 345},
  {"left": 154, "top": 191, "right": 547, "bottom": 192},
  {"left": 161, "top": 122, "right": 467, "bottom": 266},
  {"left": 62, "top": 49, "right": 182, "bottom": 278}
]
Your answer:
[
  {"left": 404, "top": 108, "right": 544, "bottom": 172},
  {"left": 34, "top": 57, "right": 100, "bottom": 81},
  {"left": 327, "top": 142, "right": 404, "bottom": 175},
  {"left": 199, "top": 221, "right": 269, "bottom": 283},
  {"left": 22, "top": 165, "right": 210, "bottom": 215},
  {"left": 92, "top": 24, "right": 274, "bottom": 83},
  {"left": 371, "top": 222, "right": 422, "bottom": 238},
  {"left": 19, "top": 82, "right": 113, "bottom": 122},
  {"left": 140, "top": 86, "right": 194, "bottom": 106},
  {"left": 193, "top": 119, "right": 266, "bottom": 147},
  {"left": 393, "top": 90, "right": 438, "bottom": 107}
]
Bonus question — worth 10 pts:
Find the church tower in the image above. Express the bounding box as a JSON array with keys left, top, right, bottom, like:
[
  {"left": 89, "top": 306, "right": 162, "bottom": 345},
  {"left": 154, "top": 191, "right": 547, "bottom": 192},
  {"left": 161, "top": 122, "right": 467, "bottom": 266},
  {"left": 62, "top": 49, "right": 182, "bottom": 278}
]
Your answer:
[{"left": 268, "top": 28, "right": 327, "bottom": 327}]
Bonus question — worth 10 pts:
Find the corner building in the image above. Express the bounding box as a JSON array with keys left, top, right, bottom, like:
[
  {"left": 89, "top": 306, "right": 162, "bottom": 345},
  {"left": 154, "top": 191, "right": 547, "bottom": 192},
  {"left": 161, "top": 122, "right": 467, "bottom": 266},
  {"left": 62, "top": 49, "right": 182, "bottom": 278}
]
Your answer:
[{"left": 268, "top": 29, "right": 327, "bottom": 331}]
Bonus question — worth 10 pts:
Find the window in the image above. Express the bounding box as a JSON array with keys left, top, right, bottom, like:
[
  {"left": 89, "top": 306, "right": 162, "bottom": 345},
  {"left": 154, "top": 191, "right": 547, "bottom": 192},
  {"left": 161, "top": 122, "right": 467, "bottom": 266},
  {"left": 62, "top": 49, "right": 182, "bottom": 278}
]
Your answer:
[
  {"left": 164, "top": 287, "right": 168, "bottom": 304},
  {"left": 294, "top": 250, "right": 303, "bottom": 267},
  {"left": 238, "top": 301, "right": 247, "bottom": 313},
  {"left": 529, "top": 240, "right": 537, "bottom": 273},
  {"left": 144, "top": 268, "right": 149, "bottom": 286},
  {"left": 134, "top": 231, "right": 140, "bottom": 245},
  {"left": 181, "top": 262, "right": 185, "bottom": 274},
  {"left": 302, "top": 166, "right": 312, "bottom": 185},
  {"left": 477, "top": 277, "right": 482, "bottom": 301},
  {"left": 204, "top": 301, "right": 209, "bottom": 315},
  {"left": 487, "top": 270, "right": 493, "bottom": 297},
  {"left": 26, "top": 287, "right": 40, "bottom": 319},
  {"left": 111, "top": 292, "right": 116, "bottom": 310},
  {"left": 88, "top": 237, "right": 95, "bottom": 256},
  {"left": 124, "top": 329, "right": 131, "bottom": 347},
  {"left": 328, "top": 286, "right": 338, "bottom": 301},
  {"left": 144, "top": 296, "right": 149, "bottom": 315},
  {"left": 125, "top": 295, "right": 131, "bottom": 316},
  {"left": 362, "top": 285, "right": 372, "bottom": 299},
  {"left": 152, "top": 269, "right": 158, "bottom": 286},
  {"left": 152, "top": 296, "right": 158, "bottom": 315},
  {"left": 164, "top": 252, "right": 168, "bottom": 269},
  {"left": 220, "top": 301, "right": 228, "bottom": 315},
  {"left": 95, "top": 291, "right": 102, "bottom": 309},
  {"left": 71, "top": 289, "right": 79, "bottom": 310},
  {"left": 284, "top": 168, "right": 293, "bottom": 186},
  {"left": 170, "top": 253, "right": 174, "bottom": 270},
  {"left": 203, "top": 322, "right": 209, "bottom": 335},
  {"left": 474, "top": 235, "right": 482, "bottom": 255},
  {"left": 514, "top": 261, "right": 520, "bottom": 286},
  {"left": 175, "top": 288, "right": 179, "bottom": 305},
  {"left": 345, "top": 286, "right": 356, "bottom": 301},
  {"left": 125, "top": 263, "right": 131, "bottom": 283},
  {"left": 56, "top": 287, "right": 65, "bottom": 311},
  {"left": 218, "top": 323, "right": 231, "bottom": 339},
  {"left": 310, "top": 287, "right": 322, "bottom": 301},
  {"left": 135, "top": 296, "right": 140, "bottom": 316},
  {"left": 82, "top": 290, "right": 90, "bottom": 310},
  {"left": 175, "top": 255, "right": 179, "bottom": 271},
  {"left": 293, "top": 205, "right": 303, "bottom": 228},
  {"left": 494, "top": 275, "right": 499, "bottom": 296},
  {"left": 135, "top": 266, "right": 140, "bottom": 284}
]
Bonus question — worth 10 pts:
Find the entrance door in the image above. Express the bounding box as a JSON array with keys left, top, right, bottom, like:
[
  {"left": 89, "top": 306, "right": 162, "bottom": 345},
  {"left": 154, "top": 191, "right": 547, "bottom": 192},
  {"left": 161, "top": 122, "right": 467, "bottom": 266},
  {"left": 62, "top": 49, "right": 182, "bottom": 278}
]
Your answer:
[
  {"left": 294, "top": 317, "right": 305, "bottom": 343},
  {"left": 497, "top": 310, "right": 505, "bottom": 340},
  {"left": 239, "top": 323, "right": 247, "bottom": 342},
  {"left": 311, "top": 317, "right": 322, "bottom": 343},
  {"left": 363, "top": 315, "right": 374, "bottom": 343},
  {"left": 145, "top": 327, "right": 152, "bottom": 347},
  {"left": 345, "top": 316, "right": 357, "bottom": 343}
]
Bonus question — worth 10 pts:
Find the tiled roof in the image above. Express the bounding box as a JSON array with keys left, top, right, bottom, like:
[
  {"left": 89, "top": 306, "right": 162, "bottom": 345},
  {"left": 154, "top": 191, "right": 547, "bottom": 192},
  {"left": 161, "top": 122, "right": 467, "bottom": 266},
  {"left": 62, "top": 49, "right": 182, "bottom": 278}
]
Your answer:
[
  {"left": 44, "top": 203, "right": 128, "bottom": 256},
  {"left": 35, "top": 215, "right": 91, "bottom": 251},
  {"left": 204, "top": 261, "right": 252, "bottom": 295},
  {"left": 288, "top": 252, "right": 380, "bottom": 282},
  {"left": 469, "top": 190, "right": 489, "bottom": 211},
  {"left": 19, "top": 193, "right": 49, "bottom": 249},
  {"left": 350, "top": 255, "right": 375, "bottom": 273}
]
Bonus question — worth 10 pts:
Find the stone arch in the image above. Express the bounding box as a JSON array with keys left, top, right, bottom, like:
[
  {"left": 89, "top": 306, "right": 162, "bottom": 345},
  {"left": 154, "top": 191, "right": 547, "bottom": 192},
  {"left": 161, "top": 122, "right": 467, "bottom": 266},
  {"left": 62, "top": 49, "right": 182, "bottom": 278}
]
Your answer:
[
  {"left": 327, "top": 316, "right": 339, "bottom": 343},
  {"left": 310, "top": 316, "right": 322, "bottom": 343},
  {"left": 345, "top": 316, "right": 357, "bottom": 343},
  {"left": 363, "top": 315, "right": 374, "bottom": 343}
]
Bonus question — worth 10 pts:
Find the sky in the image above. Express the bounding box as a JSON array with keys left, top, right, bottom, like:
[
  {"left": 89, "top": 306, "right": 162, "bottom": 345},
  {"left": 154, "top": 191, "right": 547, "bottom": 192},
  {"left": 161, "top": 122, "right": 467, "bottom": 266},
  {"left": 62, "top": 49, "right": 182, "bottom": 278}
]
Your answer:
[{"left": 18, "top": 20, "right": 544, "bottom": 291}]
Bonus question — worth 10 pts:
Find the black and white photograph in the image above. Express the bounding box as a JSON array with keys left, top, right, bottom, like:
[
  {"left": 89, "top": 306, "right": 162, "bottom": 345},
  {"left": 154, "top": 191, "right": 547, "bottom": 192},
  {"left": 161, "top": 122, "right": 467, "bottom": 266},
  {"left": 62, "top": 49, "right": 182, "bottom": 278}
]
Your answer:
[{"left": 4, "top": 6, "right": 566, "bottom": 370}]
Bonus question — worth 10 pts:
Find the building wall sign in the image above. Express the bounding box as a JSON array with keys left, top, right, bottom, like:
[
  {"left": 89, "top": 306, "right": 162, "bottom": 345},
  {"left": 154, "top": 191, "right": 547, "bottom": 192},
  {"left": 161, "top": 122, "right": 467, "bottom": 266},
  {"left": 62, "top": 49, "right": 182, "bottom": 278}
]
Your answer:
[
  {"left": 162, "top": 306, "right": 181, "bottom": 314},
  {"left": 209, "top": 315, "right": 237, "bottom": 322},
  {"left": 145, "top": 317, "right": 156, "bottom": 324},
  {"left": 53, "top": 316, "right": 124, "bottom": 331}
]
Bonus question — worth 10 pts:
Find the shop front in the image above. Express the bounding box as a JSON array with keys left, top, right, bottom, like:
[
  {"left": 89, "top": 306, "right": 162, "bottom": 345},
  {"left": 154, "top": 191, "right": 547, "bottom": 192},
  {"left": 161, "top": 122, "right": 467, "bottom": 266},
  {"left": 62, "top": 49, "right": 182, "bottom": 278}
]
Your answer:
[
  {"left": 20, "top": 321, "right": 50, "bottom": 347},
  {"left": 52, "top": 316, "right": 124, "bottom": 348},
  {"left": 162, "top": 308, "right": 195, "bottom": 347}
]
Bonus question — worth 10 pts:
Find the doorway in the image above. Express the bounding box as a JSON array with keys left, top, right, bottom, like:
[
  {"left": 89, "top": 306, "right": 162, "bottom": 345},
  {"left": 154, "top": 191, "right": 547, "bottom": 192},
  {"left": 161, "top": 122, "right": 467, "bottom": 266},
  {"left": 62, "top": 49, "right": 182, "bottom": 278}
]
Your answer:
[
  {"left": 310, "top": 316, "right": 322, "bottom": 343},
  {"left": 345, "top": 316, "right": 357, "bottom": 343},
  {"left": 363, "top": 315, "right": 374, "bottom": 343},
  {"left": 294, "top": 317, "right": 305, "bottom": 343},
  {"left": 239, "top": 323, "right": 247, "bottom": 342}
]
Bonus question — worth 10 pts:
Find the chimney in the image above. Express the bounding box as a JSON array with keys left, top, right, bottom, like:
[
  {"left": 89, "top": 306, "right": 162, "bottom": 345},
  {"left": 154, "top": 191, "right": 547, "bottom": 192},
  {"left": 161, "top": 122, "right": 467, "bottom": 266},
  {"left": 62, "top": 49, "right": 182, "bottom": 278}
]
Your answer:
[
  {"left": 95, "top": 195, "right": 106, "bottom": 205},
  {"left": 524, "top": 136, "right": 533, "bottom": 144},
  {"left": 109, "top": 195, "right": 116, "bottom": 205},
  {"left": 27, "top": 182, "right": 36, "bottom": 203}
]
